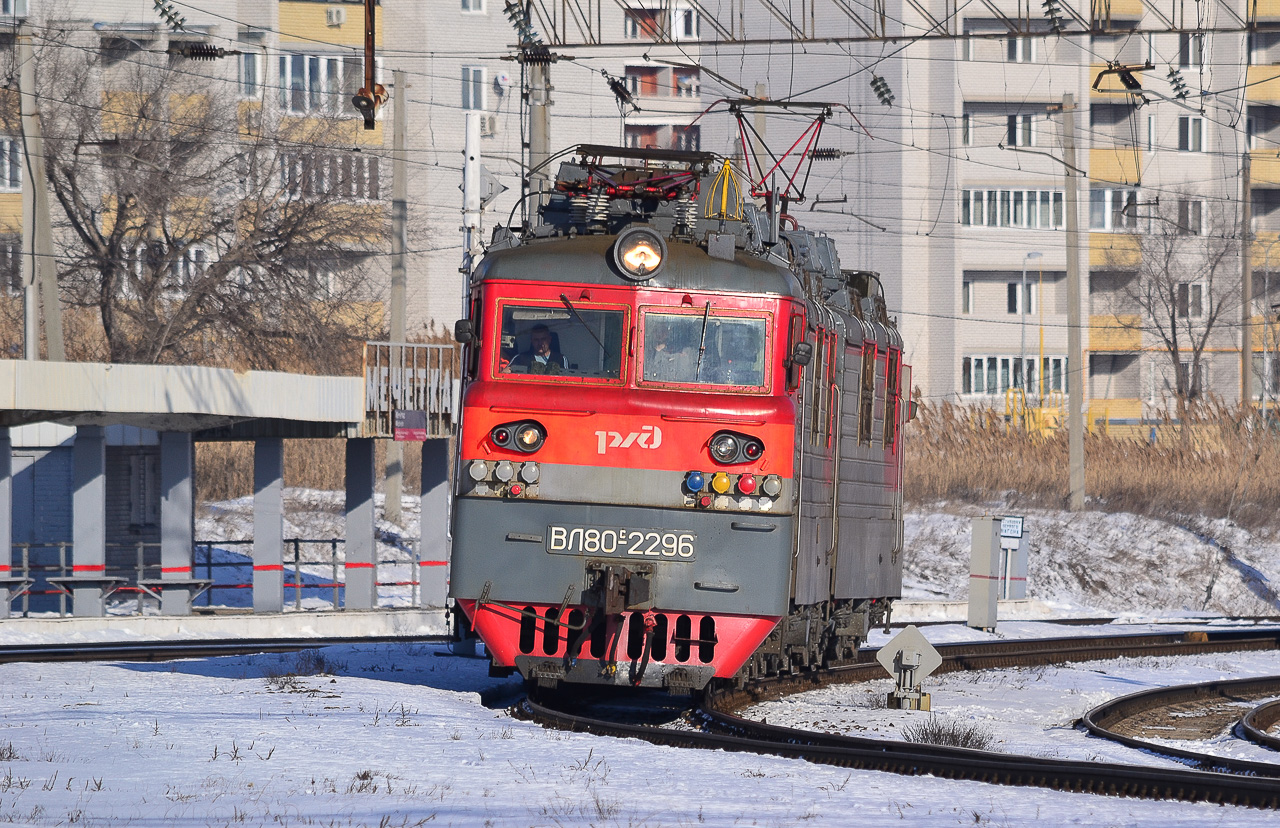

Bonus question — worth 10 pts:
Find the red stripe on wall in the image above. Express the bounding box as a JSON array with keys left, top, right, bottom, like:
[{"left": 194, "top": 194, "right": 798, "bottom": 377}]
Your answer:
[
  {"left": 418, "top": 560, "right": 447, "bottom": 566},
  {"left": 161, "top": 567, "right": 191, "bottom": 575},
  {"left": 253, "top": 565, "right": 284, "bottom": 572},
  {"left": 344, "top": 562, "right": 375, "bottom": 569},
  {"left": 73, "top": 564, "right": 106, "bottom": 573}
]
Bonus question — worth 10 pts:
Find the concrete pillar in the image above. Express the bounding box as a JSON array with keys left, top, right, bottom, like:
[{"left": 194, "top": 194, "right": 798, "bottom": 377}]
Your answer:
[
  {"left": 344, "top": 438, "right": 377, "bottom": 609},
  {"left": 253, "top": 438, "right": 284, "bottom": 613},
  {"left": 159, "top": 432, "right": 194, "bottom": 615},
  {"left": 71, "top": 425, "right": 107, "bottom": 617},
  {"left": 419, "top": 438, "right": 450, "bottom": 607},
  {"left": 0, "top": 427, "right": 12, "bottom": 619}
]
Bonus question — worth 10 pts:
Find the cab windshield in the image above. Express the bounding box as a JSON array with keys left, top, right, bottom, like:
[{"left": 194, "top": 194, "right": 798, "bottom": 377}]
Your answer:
[
  {"left": 641, "top": 311, "right": 768, "bottom": 388},
  {"left": 498, "top": 303, "right": 625, "bottom": 380}
]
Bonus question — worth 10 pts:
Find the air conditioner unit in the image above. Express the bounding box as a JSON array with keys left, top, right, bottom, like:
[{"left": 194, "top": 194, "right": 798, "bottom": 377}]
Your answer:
[
  {"left": 325, "top": 7, "right": 346, "bottom": 26},
  {"left": 480, "top": 115, "right": 498, "bottom": 136}
]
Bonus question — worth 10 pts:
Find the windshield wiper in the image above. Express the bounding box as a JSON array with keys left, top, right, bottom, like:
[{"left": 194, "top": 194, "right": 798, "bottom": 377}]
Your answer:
[
  {"left": 694, "top": 301, "right": 711, "bottom": 381},
  {"left": 559, "top": 294, "right": 608, "bottom": 353}
]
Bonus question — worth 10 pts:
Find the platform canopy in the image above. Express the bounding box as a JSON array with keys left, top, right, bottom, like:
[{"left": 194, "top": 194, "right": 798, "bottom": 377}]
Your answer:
[{"left": 0, "top": 360, "right": 364, "bottom": 439}]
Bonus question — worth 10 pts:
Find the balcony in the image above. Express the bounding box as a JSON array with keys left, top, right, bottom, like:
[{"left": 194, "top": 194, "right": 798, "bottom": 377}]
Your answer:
[
  {"left": 1090, "top": 233, "right": 1140, "bottom": 267},
  {"left": 1089, "top": 146, "right": 1142, "bottom": 185},
  {"left": 1251, "top": 150, "right": 1280, "bottom": 186},
  {"left": 1089, "top": 314, "right": 1142, "bottom": 351},
  {"left": 1246, "top": 66, "right": 1280, "bottom": 105}
]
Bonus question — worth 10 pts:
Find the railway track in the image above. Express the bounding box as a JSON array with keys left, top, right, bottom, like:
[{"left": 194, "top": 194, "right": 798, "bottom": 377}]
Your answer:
[
  {"left": 1082, "top": 675, "right": 1280, "bottom": 773},
  {"left": 523, "top": 628, "right": 1280, "bottom": 809}
]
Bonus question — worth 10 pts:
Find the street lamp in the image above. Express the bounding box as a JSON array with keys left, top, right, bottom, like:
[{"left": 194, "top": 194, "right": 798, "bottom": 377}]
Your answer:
[{"left": 1020, "top": 252, "right": 1043, "bottom": 395}]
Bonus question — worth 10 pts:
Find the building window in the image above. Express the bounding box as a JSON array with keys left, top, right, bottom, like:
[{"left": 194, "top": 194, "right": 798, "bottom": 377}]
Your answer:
[
  {"left": 624, "top": 9, "right": 663, "bottom": 39},
  {"left": 1090, "top": 188, "right": 1139, "bottom": 231},
  {"left": 1178, "top": 359, "right": 1208, "bottom": 394},
  {"left": 129, "top": 453, "right": 160, "bottom": 527},
  {"left": 0, "top": 234, "right": 18, "bottom": 295},
  {"left": 961, "top": 280, "right": 972, "bottom": 314},
  {"left": 281, "top": 152, "right": 380, "bottom": 200},
  {"left": 961, "top": 189, "right": 1065, "bottom": 229},
  {"left": 1006, "top": 114, "right": 1036, "bottom": 147},
  {"left": 239, "top": 52, "right": 263, "bottom": 98},
  {"left": 0, "top": 137, "right": 19, "bottom": 192},
  {"left": 280, "top": 53, "right": 360, "bottom": 115},
  {"left": 676, "top": 9, "right": 699, "bottom": 39},
  {"left": 461, "top": 0, "right": 484, "bottom": 11},
  {"left": 1177, "top": 282, "right": 1205, "bottom": 318},
  {"left": 1006, "top": 282, "right": 1036, "bottom": 315},
  {"left": 961, "top": 113, "right": 971, "bottom": 146},
  {"left": 1178, "top": 116, "right": 1204, "bottom": 151},
  {"left": 1176, "top": 199, "right": 1204, "bottom": 235},
  {"left": 963, "top": 355, "right": 1067, "bottom": 395},
  {"left": 673, "top": 125, "right": 700, "bottom": 151},
  {"left": 462, "top": 66, "right": 486, "bottom": 111},
  {"left": 1179, "top": 32, "right": 1204, "bottom": 68},
  {"left": 1146, "top": 114, "right": 1156, "bottom": 152},
  {"left": 674, "top": 69, "right": 700, "bottom": 97},
  {"left": 1007, "top": 37, "right": 1035, "bottom": 63},
  {"left": 1248, "top": 116, "right": 1257, "bottom": 151}
]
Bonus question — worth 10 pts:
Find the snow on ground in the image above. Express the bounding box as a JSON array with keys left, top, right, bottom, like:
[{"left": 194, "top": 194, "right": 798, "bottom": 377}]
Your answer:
[
  {"left": 2, "top": 496, "right": 1276, "bottom": 825},
  {"left": 904, "top": 504, "right": 1280, "bottom": 617},
  {"left": 2, "top": 638, "right": 1278, "bottom": 828}
]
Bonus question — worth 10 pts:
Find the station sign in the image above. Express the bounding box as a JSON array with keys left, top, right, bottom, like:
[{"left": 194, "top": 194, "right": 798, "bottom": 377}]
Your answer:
[
  {"left": 1000, "top": 516, "right": 1024, "bottom": 539},
  {"left": 393, "top": 410, "right": 428, "bottom": 442}
]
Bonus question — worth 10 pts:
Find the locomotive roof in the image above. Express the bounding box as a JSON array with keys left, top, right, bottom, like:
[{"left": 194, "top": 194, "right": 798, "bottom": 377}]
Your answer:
[{"left": 473, "top": 234, "right": 807, "bottom": 300}]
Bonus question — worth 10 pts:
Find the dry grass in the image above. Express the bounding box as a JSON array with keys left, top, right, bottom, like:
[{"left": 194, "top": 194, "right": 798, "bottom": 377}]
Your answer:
[
  {"left": 196, "top": 440, "right": 424, "bottom": 502},
  {"left": 905, "top": 401, "right": 1280, "bottom": 528}
]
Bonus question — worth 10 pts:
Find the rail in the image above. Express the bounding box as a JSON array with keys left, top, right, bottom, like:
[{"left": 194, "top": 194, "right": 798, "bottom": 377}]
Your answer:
[{"left": 363, "top": 341, "right": 460, "bottom": 438}]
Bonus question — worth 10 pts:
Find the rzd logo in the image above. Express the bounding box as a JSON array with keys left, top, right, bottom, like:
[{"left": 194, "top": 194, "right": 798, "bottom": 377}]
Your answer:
[{"left": 595, "top": 425, "right": 662, "bottom": 454}]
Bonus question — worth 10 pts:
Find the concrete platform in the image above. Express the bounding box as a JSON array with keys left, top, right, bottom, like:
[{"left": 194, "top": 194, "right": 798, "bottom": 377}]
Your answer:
[{"left": 0, "top": 608, "right": 450, "bottom": 646}]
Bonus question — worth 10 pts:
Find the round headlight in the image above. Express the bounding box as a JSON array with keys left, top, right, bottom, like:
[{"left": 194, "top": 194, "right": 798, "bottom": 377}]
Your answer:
[
  {"left": 743, "top": 440, "right": 764, "bottom": 461},
  {"left": 613, "top": 227, "right": 668, "bottom": 281},
  {"left": 491, "top": 426, "right": 512, "bottom": 447},
  {"left": 514, "top": 423, "right": 545, "bottom": 452},
  {"left": 710, "top": 434, "right": 739, "bottom": 464}
]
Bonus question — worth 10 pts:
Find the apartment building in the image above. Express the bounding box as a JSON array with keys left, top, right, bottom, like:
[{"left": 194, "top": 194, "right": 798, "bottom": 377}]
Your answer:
[{"left": 691, "top": 1, "right": 1270, "bottom": 421}]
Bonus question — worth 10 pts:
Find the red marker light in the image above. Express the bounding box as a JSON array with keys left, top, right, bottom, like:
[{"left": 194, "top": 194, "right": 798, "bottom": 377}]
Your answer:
[
  {"left": 510, "top": 484, "right": 523, "bottom": 496},
  {"left": 738, "top": 474, "right": 757, "bottom": 495},
  {"left": 698, "top": 495, "right": 712, "bottom": 508}
]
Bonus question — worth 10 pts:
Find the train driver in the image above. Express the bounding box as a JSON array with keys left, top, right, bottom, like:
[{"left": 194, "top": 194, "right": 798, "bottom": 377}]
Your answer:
[{"left": 508, "top": 324, "right": 569, "bottom": 375}]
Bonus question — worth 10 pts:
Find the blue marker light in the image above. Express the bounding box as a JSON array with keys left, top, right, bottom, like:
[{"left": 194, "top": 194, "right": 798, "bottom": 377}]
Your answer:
[{"left": 686, "top": 471, "right": 705, "bottom": 492}]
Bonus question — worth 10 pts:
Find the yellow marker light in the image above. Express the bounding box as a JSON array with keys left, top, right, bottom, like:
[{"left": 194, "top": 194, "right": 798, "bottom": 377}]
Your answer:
[{"left": 711, "top": 472, "right": 732, "bottom": 494}]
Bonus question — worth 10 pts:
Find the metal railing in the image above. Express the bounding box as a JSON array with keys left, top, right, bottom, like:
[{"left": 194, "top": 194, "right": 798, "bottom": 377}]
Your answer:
[
  {"left": 5, "top": 537, "right": 426, "bottom": 617},
  {"left": 363, "top": 341, "right": 460, "bottom": 438}
]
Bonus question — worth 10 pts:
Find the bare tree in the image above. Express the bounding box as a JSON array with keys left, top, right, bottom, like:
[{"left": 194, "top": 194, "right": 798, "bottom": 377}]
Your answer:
[
  {"left": 2, "top": 29, "right": 387, "bottom": 371},
  {"left": 1102, "top": 196, "right": 1240, "bottom": 413}
]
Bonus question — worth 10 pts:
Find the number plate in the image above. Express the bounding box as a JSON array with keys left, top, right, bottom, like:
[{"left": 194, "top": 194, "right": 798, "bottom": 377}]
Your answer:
[{"left": 546, "top": 525, "right": 696, "bottom": 561}]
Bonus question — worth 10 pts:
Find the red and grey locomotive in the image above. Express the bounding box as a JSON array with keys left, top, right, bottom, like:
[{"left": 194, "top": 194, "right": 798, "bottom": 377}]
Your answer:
[{"left": 450, "top": 145, "right": 908, "bottom": 692}]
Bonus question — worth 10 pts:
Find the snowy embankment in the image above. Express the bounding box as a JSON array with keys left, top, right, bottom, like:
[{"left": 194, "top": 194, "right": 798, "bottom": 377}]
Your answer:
[{"left": 904, "top": 505, "right": 1280, "bottom": 618}]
